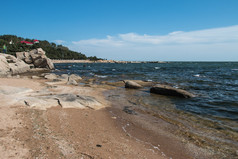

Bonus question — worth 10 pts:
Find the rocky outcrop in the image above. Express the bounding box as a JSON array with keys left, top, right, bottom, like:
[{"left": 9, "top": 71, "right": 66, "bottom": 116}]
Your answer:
[
  {"left": 42, "top": 73, "right": 82, "bottom": 86},
  {"left": 123, "top": 80, "right": 142, "bottom": 89},
  {"left": 0, "top": 55, "right": 10, "bottom": 75},
  {"left": 0, "top": 84, "right": 102, "bottom": 110},
  {"left": 150, "top": 84, "right": 195, "bottom": 98},
  {"left": 16, "top": 48, "right": 54, "bottom": 70},
  {"left": 8, "top": 60, "right": 30, "bottom": 74},
  {"left": 0, "top": 53, "right": 30, "bottom": 76},
  {"left": 0, "top": 48, "right": 54, "bottom": 76}
]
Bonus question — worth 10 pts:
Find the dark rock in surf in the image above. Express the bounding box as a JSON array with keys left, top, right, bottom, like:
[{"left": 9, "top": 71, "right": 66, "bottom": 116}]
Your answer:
[{"left": 150, "top": 84, "right": 195, "bottom": 98}]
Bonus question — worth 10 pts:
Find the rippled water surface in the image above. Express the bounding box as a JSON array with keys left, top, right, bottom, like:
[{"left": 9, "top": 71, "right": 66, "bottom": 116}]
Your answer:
[{"left": 54, "top": 62, "right": 238, "bottom": 129}]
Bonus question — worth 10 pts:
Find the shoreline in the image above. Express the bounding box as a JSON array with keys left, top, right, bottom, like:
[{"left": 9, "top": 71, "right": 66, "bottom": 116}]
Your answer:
[
  {"left": 0, "top": 74, "right": 225, "bottom": 158},
  {"left": 52, "top": 59, "right": 167, "bottom": 64}
]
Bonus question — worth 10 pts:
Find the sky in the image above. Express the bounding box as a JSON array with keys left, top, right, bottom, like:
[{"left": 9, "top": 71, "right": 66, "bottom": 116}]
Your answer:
[{"left": 1, "top": 0, "right": 238, "bottom": 61}]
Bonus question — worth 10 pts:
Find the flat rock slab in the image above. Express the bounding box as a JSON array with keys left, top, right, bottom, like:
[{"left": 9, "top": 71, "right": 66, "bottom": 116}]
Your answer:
[
  {"left": 150, "top": 84, "right": 195, "bottom": 98},
  {"left": 55, "top": 94, "right": 101, "bottom": 109},
  {"left": 0, "top": 83, "right": 103, "bottom": 110}
]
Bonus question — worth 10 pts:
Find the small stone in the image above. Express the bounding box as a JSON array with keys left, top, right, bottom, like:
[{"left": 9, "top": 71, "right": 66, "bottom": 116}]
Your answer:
[{"left": 96, "top": 144, "right": 102, "bottom": 147}]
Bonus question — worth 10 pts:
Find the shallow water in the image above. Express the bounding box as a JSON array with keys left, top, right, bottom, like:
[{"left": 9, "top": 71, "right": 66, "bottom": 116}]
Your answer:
[{"left": 54, "top": 62, "right": 238, "bottom": 156}]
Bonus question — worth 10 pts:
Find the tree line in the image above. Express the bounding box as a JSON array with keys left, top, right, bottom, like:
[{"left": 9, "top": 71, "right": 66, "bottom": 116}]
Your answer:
[{"left": 0, "top": 35, "right": 102, "bottom": 60}]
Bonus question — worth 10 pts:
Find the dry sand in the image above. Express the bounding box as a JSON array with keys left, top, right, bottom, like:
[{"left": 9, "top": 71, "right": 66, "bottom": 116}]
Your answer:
[{"left": 0, "top": 77, "right": 212, "bottom": 159}]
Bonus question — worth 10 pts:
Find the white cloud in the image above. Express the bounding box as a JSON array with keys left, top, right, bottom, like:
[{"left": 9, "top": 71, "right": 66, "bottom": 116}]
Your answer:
[
  {"left": 54, "top": 40, "right": 66, "bottom": 45},
  {"left": 72, "top": 35, "right": 124, "bottom": 47},
  {"left": 68, "top": 25, "right": 238, "bottom": 61}
]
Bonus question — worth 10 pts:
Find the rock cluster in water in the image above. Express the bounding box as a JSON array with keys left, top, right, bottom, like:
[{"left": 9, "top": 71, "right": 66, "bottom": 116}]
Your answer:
[
  {"left": 0, "top": 48, "right": 54, "bottom": 76},
  {"left": 123, "top": 80, "right": 194, "bottom": 98}
]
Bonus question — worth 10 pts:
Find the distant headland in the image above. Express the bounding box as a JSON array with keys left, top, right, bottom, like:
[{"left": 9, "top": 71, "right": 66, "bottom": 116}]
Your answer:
[{"left": 0, "top": 35, "right": 102, "bottom": 61}]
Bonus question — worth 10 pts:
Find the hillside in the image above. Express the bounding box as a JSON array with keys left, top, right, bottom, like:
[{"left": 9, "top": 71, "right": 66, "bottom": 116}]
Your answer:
[{"left": 0, "top": 35, "right": 101, "bottom": 60}]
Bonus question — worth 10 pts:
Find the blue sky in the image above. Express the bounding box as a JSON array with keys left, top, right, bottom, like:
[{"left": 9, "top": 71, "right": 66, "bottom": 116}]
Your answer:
[{"left": 1, "top": 0, "right": 238, "bottom": 61}]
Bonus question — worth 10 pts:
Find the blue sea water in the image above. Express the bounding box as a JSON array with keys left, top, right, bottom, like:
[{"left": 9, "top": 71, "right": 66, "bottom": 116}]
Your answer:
[{"left": 54, "top": 62, "right": 238, "bottom": 124}]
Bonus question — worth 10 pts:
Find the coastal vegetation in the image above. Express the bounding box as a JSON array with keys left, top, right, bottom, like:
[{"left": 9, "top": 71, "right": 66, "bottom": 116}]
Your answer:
[{"left": 0, "top": 35, "right": 102, "bottom": 60}]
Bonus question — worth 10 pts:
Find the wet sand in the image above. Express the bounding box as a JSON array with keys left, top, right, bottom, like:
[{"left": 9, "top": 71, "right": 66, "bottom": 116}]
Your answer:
[{"left": 0, "top": 77, "right": 215, "bottom": 158}]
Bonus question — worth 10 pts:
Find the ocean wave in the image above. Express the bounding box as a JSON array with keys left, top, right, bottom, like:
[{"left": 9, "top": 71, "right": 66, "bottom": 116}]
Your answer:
[
  {"left": 193, "top": 74, "right": 206, "bottom": 77},
  {"left": 95, "top": 75, "right": 108, "bottom": 78}
]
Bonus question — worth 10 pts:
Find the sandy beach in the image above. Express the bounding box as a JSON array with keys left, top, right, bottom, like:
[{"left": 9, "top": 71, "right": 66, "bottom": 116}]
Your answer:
[{"left": 0, "top": 75, "right": 218, "bottom": 159}]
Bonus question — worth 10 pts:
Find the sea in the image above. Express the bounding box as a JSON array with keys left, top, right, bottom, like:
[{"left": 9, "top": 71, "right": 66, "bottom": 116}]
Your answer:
[{"left": 53, "top": 62, "right": 238, "bottom": 157}]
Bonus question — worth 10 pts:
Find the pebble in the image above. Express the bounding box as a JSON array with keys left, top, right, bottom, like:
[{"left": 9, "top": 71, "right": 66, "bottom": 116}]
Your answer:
[{"left": 96, "top": 144, "right": 102, "bottom": 147}]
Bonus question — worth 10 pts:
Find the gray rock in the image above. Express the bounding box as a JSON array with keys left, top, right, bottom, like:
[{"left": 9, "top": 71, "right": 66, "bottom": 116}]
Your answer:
[
  {"left": 0, "top": 54, "right": 31, "bottom": 76},
  {"left": 17, "top": 48, "right": 54, "bottom": 70},
  {"left": 28, "top": 49, "right": 37, "bottom": 54},
  {"left": 8, "top": 60, "right": 30, "bottom": 74},
  {"left": 32, "top": 55, "right": 54, "bottom": 69},
  {"left": 67, "top": 79, "right": 78, "bottom": 86},
  {"left": 150, "top": 84, "right": 195, "bottom": 98},
  {"left": 22, "top": 52, "right": 33, "bottom": 64},
  {"left": 32, "top": 76, "right": 40, "bottom": 79},
  {"left": 55, "top": 94, "right": 101, "bottom": 109},
  {"left": 16, "top": 52, "right": 25, "bottom": 60},
  {"left": 4, "top": 55, "right": 17, "bottom": 63},
  {"left": 46, "top": 57, "right": 54, "bottom": 69},
  {"left": 7, "top": 74, "right": 12, "bottom": 78},
  {"left": 123, "top": 80, "right": 142, "bottom": 89},
  {"left": 37, "top": 48, "right": 46, "bottom": 55},
  {"left": 0, "top": 55, "right": 10, "bottom": 75},
  {"left": 61, "top": 74, "right": 69, "bottom": 79},
  {"left": 69, "top": 74, "right": 82, "bottom": 81},
  {"left": 23, "top": 97, "right": 58, "bottom": 109},
  {"left": 44, "top": 74, "right": 59, "bottom": 80},
  {"left": 33, "top": 56, "right": 47, "bottom": 67}
]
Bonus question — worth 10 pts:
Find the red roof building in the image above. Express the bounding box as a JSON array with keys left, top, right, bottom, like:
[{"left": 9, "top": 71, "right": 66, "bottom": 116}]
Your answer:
[
  {"left": 33, "top": 39, "right": 39, "bottom": 43},
  {"left": 20, "top": 41, "right": 33, "bottom": 46}
]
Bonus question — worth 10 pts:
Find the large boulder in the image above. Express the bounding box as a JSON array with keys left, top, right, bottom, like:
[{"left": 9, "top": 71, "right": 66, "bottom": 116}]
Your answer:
[
  {"left": 150, "top": 84, "right": 195, "bottom": 98},
  {"left": 16, "top": 52, "right": 25, "bottom": 60},
  {"left": 123, "top": 80, "right": 142, "bottom": 89},
  {"left": 0, "top": 55, "right": 10, "bottom": 76},
  {"left": 4, "top": 54, "right": 17, "bottom": 63},
  {"left": 8, "top": 60, "right": 30, "bottom": 74},
  {"left": 23, "top": 52, "right": 33, "bottom": 64},
  {"left": 16, "top": 48, "right": 54, "bottom": 70},
  {"left": 37, "top": 48, "right": 46, "bottom": 55},
  {"left": 0, "top": 53, "right": 30, "bottom": 75}
]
